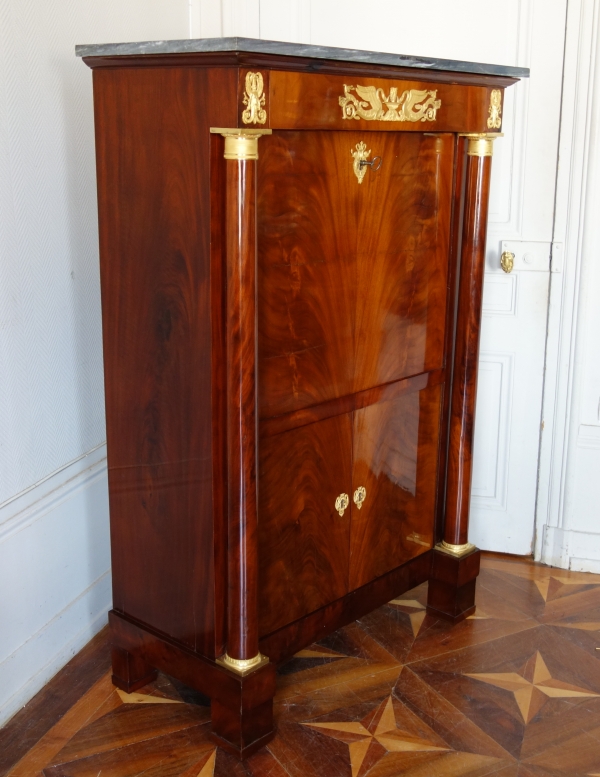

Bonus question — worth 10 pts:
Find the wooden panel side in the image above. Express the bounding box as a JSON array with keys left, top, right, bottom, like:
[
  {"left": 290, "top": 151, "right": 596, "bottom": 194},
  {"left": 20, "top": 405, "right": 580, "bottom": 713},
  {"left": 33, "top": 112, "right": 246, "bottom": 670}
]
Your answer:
[{"left": 93, "top": 66, "right": 237, "bottom": 656}]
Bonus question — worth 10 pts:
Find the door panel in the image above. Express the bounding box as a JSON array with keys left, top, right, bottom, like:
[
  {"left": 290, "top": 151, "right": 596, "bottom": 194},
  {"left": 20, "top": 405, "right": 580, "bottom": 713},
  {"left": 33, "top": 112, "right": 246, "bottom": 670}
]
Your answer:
[
  {"left": 257, "top": 132, "right": 357, "bottom": 418},
  {"left": 350, "top": 384, "right": 442, "bottom": 590},
  {"left": 258, "top": 413, "right": 352, "bottom": 636},
  {"left": 353, "top": 133, "right": 454, "bottom": 393},
  {"left": 257, "top": 131, "right": 453, "bottom": 420},
  {"left": 470, "top": 245, "right": 550, "bottom": 553}
]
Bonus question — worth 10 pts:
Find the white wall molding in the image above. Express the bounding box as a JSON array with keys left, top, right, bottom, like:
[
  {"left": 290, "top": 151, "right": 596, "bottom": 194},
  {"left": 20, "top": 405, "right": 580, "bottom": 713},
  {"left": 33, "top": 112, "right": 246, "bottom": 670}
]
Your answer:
[
  {"left": 0, "top": 571, "right": 110, "bottom": 726},
  {"left": 258, "top": 0, "right": 311, "bottom": 42},
  {"left": 191, "top": 0, "right": 262, "bottom": 38},
  {"left": 542, "top": 526, "right": 600, "bottom": 573},
  {"left": 0, "top": 445, "right": 111, "bottom": 726},
  {"left": 223, "top": 0, "right": 260, "bottom": 37},
  {"left": 0, "top": 442, "right": 106, "bottom": 542},
  {"left": 486, "top": 0, "right": 532, "bottom": 240},
  {"left": 471, "top": 353, "right": 514, "bottom": 511},
  {"left": 482, "top": 274, "right": 518, "bottom": 317},
  {"left": 577, "top": 424, "right": 600, "bottom": 450}
]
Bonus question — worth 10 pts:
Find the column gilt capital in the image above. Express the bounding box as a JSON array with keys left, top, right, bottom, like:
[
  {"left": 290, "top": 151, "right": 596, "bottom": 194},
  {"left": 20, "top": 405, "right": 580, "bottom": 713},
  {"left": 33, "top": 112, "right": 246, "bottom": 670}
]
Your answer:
[
  {"left": 210, "top": 128, "right": 272, "bottom": 160},
  {"left": 459, "top": 132, "right": 503, "bottom": 157}
]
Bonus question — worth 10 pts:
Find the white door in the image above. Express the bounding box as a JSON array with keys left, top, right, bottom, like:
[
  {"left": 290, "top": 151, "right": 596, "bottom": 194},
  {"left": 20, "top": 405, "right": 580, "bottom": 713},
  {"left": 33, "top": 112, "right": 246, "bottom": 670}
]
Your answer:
[
  {"left": 471, "top": 242, "right": 552, "bottom": 553},
  {"left": 194, "top": 0, "right": 567, "bottom": 556},
  {"left": 469, "top": 0, "right": 566, "bottom": 554}
]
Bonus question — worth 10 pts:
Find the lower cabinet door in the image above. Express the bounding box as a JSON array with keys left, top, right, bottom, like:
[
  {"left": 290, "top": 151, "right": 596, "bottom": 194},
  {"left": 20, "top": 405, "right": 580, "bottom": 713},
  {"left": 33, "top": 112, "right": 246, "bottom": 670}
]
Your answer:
[
  {"left": 257, "top": 413, "right": 353, "bottom": 636},
  {"left": 349, "top": 383, "right": 443, "bottom": 590}
]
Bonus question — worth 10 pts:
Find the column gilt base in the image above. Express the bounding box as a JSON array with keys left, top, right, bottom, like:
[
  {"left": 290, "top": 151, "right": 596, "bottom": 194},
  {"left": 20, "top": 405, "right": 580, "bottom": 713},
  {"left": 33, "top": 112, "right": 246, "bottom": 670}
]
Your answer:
[{"left": 216, "top": 652, "right": 270, "bottom": 676}]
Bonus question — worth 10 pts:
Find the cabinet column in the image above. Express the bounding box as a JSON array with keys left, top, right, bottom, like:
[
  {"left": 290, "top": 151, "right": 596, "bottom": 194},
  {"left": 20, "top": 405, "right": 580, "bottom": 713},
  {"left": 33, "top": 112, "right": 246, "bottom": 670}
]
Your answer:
[
  {"left": 215, "top": 128, "right": 271, "bottom": 675},
  {"left": 443, "top": 133, "right": 496, "bottom": 552},
  {"left": 428, "top": 133, "right": 497, "bottom": 622}
]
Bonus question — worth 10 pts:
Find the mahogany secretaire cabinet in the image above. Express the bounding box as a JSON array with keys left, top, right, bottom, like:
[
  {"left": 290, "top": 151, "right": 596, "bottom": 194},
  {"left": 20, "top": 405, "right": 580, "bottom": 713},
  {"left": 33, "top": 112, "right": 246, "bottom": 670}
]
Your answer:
[{"left": 77, "top": 37, "right": 527, "bottom": 758}]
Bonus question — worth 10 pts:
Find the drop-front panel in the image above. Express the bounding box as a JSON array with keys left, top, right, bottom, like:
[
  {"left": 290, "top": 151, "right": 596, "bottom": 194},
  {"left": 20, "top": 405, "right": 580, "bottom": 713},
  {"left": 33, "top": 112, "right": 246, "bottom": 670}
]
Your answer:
[
  {"left": 79, "top": 39, "right": 526, "bottom": 759},
  {"left": 257, "top": 131, "right": 453, "bottom": 417}
]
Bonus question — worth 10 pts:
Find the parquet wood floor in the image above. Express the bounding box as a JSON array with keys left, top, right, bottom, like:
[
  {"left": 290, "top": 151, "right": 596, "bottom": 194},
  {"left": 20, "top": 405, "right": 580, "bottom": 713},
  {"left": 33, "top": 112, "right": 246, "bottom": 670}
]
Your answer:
[{"left": 3, "top": 554, "right": 600, "bottom": 777}]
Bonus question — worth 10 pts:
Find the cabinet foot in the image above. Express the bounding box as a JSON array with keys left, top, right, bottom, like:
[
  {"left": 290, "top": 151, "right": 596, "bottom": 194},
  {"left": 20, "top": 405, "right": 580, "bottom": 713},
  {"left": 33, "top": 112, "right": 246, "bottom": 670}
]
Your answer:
[
  {"left": 111, "top": 645, "right": 158, "bottom": 693},
  {"left": 210, "top": 666, "right": 275, "bottom": 758},
  {"left": 426, "top": 545, "right": 481, "bottom": 623},
  {"left": 109, "top": 611, "right": 277, "bottom": 760}
]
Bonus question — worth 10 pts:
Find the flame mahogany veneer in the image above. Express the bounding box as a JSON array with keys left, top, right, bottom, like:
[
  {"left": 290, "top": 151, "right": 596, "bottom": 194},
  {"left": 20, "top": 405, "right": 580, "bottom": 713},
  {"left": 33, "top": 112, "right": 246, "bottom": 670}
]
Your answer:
[{"left": 82, "top": 44, "right": 522, "bottom": 759}]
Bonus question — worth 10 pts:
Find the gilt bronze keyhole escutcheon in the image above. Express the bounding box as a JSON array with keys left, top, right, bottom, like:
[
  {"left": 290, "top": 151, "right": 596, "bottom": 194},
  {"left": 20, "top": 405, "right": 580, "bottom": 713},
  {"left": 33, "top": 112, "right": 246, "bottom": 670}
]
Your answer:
[
  {"left": 351, "top": 141, "right": 382, "bottom": 184},
  {"left": 353, "top": 487, "right": 366, "bottom": 509},
  {"left": 335, "top": 493, "right": 350, "bottom": 516}
]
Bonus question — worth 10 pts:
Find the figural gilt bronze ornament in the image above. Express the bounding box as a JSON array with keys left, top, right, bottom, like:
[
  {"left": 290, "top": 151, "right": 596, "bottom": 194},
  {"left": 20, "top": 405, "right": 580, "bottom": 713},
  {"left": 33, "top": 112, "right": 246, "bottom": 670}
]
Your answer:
[
  {"left": 487, "top": 89, "right": 502, "bottom": 129},
  {"left": 242, "top": 71, "right": 267, "bottom": 125},
  {"left": 340, "top": 84, "right": 441, "bottom": 122}
]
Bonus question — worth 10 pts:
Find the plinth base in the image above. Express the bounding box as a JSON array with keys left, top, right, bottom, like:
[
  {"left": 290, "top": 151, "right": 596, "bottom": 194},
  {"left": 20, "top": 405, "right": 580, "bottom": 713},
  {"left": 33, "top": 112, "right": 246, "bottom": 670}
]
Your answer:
[{"left": 426, "top": 544, "right": 481, "bottom": 623}]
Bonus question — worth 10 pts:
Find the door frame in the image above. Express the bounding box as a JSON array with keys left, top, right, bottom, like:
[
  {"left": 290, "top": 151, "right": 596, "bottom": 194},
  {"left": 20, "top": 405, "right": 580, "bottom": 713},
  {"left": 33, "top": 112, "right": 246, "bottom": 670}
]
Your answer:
[{"left": 535, "top": 0, "right": 600, "bottom": 565}]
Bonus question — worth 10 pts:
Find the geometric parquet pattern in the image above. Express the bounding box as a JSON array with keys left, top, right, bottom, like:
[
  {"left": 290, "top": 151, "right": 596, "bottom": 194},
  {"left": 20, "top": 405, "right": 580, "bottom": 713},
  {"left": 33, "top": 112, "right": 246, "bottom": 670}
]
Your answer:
[{"left": 4, "top": 554, "right": 600, "bottom": 777}]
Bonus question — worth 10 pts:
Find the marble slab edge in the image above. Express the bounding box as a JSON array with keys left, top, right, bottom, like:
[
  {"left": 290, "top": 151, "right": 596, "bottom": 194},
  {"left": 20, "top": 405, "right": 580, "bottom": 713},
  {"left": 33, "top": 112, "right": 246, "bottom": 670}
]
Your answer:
[{"left": 75, "top": 36, "right": 529, "bottom": 78}]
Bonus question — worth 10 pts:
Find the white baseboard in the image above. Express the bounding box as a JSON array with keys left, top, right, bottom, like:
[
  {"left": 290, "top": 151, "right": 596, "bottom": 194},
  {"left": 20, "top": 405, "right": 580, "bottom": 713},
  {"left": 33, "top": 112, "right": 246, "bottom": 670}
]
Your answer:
[
  {"left": 0, "top": 445, "right": 112, "bottom": 726},
  {"left": 540, "top": 525, "right": 600, "bottom": 572},
  {"left": 0, "top": 574, "right": 110, "bottom": 726}
]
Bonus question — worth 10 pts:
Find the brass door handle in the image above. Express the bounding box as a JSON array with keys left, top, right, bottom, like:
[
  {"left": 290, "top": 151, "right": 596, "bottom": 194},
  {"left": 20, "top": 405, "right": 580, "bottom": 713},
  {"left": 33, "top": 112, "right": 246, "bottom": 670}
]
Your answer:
[
  {"left": 500, "top": 251, "right": 514, "bottom": 273},
  {"left": 353, "top": 487, "right": 367, "bottom": 509},
  {"left": 335, "top": 493, "right": 349, "bottom": 516}
]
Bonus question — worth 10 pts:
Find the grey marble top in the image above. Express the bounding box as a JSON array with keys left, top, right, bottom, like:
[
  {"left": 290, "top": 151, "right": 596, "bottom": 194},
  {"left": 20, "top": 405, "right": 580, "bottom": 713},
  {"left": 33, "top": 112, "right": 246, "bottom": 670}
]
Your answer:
[{"left": 75, "top": 37, "right": 529, "bottom": 78}]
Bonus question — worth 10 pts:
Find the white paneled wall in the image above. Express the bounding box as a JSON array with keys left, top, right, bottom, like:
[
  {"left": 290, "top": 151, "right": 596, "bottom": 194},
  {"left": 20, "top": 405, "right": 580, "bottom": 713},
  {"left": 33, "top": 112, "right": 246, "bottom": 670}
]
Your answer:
[
  {"left": 258, "top": 0, "right": 310, "bottom": 43},
  {"left": 0, "top": 0, "right": 189, "bottom": 726},
  {"left": 0, "top": 447, "right": 109, "bottom": 723},
  {"left": 537, "top": 0, "right": 600, "bottom": 572}
]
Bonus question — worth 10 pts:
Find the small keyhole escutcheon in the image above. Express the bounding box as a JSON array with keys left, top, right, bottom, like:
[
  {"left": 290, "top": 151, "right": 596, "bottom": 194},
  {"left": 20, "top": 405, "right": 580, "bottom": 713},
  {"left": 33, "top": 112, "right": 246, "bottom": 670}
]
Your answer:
[
  {"left": 353, "top": 487, "right": 366, "bottom": 510},
  {"left": 335, "top": 493, "right": 350, "bottom": 517}
]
